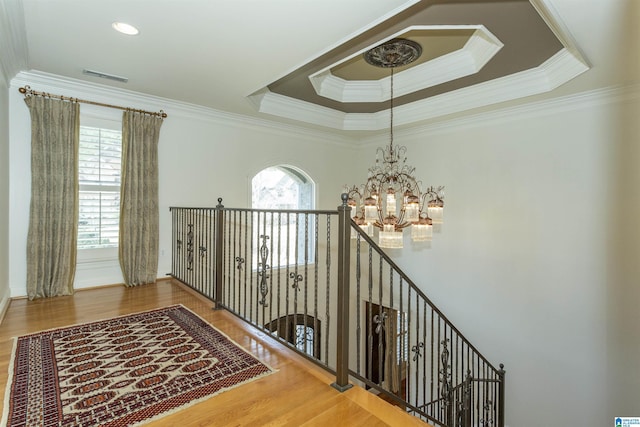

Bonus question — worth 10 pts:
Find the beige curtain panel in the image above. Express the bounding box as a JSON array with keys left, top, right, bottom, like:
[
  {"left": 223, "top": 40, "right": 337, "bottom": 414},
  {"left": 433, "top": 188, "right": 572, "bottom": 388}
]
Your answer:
[
  {"left": 25, "top": 96, "right": 80, "bottom": 300},
  {"left": 119, "top": 111, "right": 164, "bottom": 286}
]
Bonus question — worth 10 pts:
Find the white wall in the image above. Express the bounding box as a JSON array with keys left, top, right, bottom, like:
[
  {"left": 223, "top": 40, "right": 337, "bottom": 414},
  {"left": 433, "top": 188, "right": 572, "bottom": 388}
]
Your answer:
[
  {"left": 8, "top": 72, "right": 357, "bottom": 297},
  {"left": 357, "top": 89, "right": 640, "bottom": 426},
  {"left": 7, "top": 75, "right": 639, "bottom": 426},
  {"left": 0, "top": 0, "right": 21, "bottom": 317},
  {"left": 0, "top": 74, "right": 10, "bottom": 314}
]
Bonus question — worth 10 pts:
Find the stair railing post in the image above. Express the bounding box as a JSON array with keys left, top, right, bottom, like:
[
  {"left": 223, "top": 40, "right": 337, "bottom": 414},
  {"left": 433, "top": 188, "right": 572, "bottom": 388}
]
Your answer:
[
  {"left": 213, "top": 197, "right": 224, "bottom": 309},
  {"left": 498, "top": 364, "right": 506, "bottom": 427},
  {"left": 331, "top": 193, "right": 353, "bottom": 392}
]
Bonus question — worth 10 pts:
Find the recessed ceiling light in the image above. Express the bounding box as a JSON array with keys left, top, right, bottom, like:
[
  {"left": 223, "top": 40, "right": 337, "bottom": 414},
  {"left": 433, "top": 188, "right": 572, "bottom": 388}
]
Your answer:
[{"left": 112, "top": 22, "right": 139, "bottom": 36}]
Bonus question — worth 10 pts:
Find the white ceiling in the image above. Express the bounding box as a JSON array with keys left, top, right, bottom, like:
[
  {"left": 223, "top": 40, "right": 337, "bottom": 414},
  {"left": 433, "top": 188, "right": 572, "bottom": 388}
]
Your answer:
[{"left": 7, "top": 0, "right": 640, "bottom": 134}]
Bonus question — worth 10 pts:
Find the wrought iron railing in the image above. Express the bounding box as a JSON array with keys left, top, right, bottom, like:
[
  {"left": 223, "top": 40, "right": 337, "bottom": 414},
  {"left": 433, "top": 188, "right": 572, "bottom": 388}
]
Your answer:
[{"left": 169, "top": 196, "right": 505, "bottom": 427}]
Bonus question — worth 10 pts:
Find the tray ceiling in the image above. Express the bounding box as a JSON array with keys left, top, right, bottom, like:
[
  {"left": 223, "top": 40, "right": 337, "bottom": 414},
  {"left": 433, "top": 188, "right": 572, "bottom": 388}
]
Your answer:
[{"left": 249, "top": 0, "right": 588, "bottom": 130}]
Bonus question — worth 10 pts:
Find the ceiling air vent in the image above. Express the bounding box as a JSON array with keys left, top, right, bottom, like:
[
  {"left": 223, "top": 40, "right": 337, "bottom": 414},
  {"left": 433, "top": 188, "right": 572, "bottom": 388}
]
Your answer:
[{"left": 82, "top": 69, "right": 128, "bottom": 83}]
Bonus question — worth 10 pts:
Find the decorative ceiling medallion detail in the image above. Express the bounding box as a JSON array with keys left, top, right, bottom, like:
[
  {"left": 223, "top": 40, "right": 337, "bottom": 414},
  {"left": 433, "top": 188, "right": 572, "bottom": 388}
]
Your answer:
[{"left": 364, "top": 38, "right": 423, "bottom": 68}]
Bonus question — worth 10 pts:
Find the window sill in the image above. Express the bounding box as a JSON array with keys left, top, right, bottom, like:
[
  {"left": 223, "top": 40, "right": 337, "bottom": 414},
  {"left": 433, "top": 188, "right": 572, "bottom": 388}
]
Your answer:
[{"left": 77, "top": 247, "right": 118, "bottom": 264}]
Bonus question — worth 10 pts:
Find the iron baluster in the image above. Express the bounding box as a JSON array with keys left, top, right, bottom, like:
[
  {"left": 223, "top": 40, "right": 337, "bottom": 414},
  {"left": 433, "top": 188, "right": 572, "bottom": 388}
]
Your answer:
[
  {"left": 257, "top": 234, "right": 270, "bottom": 307},
  {"left": 186, "top": 223, "right": 194, "bottom": 271},
  {"left": 440, "top": 338, "right": 452, "bottom": 426}
]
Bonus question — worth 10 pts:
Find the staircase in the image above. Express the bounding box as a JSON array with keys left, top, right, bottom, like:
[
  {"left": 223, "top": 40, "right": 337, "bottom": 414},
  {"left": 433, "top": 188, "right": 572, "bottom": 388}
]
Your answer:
[{"left": 169, "top": 196, "right": 505, "bottom": 427}]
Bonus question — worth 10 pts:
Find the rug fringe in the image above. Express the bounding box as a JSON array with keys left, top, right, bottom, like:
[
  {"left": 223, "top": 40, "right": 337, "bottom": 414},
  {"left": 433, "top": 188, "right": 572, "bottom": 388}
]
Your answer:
[{"left": 0, "top": 337, "right": 18, "bottom": 427}]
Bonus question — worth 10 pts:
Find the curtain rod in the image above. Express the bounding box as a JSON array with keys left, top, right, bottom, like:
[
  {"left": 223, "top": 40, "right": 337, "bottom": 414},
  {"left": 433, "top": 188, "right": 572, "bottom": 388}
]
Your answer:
[{"left": 18, "top": 85, "right": 167, "bottom": 118}]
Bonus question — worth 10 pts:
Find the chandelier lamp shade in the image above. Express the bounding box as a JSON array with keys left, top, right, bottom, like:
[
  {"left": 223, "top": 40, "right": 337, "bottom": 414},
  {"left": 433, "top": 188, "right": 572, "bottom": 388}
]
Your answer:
[{"left": 345, "top": 39, "right": 445, "bottom": 249}]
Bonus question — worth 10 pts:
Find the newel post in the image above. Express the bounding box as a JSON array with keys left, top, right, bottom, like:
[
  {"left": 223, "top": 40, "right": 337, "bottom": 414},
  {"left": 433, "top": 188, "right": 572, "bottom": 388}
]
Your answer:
[
  {"left": 331, "top": 194, "right": 353, "bottom": 392},
  {"left": 498, "top": 363, "right": 506, "bottom": 427},
  {"left": 213, "top": 197, "right": 224, "bottom": 309}
]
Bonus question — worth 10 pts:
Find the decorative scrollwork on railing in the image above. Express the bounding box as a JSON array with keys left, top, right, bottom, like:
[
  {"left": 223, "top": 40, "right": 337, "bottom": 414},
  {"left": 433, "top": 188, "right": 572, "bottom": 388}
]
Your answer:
[
  {"left": 199, "top": 245, "right": 207, "bottom": 258},
  {"left": 186, "top": 224, "right": 194, "bottom": 271},
  {"left": 235, "top": 256, "right": 245, "bottom": 271},
  {"left": 373, "top": 312, "right": 387, "bottom": 334},
  {"left": 440, "top": 338, "right": 452, "bottom": 415},
  {"left": 290, "top": 272, "right": 303, "bottom": 292},
  {"left": 411, "top": 342, "right": 424, "bottom": 361},
  {"left": 481, "top": 399, "right": 494, "bottom": 427},
  {"left": 257, "top": 235, "right": 270, "bottom": 306}
]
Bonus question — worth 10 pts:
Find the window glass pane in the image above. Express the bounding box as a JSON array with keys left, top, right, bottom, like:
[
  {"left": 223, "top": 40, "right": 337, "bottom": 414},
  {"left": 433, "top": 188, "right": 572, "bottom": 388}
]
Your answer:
[
  {"left": 78, "top": 125, "right": 122, "bottom": 250},
  {"left": 79, "top": 126, "right": 122, "bottom": 186},
  {"left": 78, "top": 191, "right": 120, "bottom": 248},
  {"left": 251, "top": 166, "right": 315, "bottom": 268}
]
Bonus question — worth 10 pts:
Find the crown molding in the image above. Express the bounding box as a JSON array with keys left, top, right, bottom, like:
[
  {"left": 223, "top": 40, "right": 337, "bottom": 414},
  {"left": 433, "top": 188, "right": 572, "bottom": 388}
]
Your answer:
[
  {"left": 0, "top": 0, "right": 28, "bottom": 85},
  {"left": 357, "top": 82, "right": 640, "bottom": 146},
  {"left": 308, "top": 25, "right": 502, "bottom": 104},
  {"left": 255, "top": 45, "right": 588, "bottom": 132},
  {"left": 530, "top": 0, "right": 590, "bottom": 68},
  {"left": 11, "top": 70, "right": 356, "bottom": 147},
  {"left": 396, "top": 48, "right": 588, "bottom": 126},
  {"left": 12, "top": 70, "right": 629, "bottom": 152},
  {"left": 248, "top": 87, "right": 346, "bottom": 129}
]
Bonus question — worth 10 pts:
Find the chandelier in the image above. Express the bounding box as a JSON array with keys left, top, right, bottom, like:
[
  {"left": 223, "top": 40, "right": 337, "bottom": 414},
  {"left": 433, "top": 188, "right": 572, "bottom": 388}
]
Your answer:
[{"left": 346, "top": 39, "right": 444, "bottom": 249}]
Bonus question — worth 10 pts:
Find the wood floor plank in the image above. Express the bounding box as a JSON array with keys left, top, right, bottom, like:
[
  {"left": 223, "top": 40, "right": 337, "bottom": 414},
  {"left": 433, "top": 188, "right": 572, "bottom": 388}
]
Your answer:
[{"left": 0, "top": 280, "right": 429, "bottom": 426}]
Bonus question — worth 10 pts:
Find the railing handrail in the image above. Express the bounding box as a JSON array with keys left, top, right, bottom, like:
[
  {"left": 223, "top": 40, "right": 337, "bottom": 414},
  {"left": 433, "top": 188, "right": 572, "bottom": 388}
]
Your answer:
[
  {"left": 169, "top": 206, "right": 218, "bottom": 210},
  {"left": 350, "top": 219, "right": 501, "bottom": 374},
  {"left": 222, "top": 206, "right": 339, "bottom": 215}
]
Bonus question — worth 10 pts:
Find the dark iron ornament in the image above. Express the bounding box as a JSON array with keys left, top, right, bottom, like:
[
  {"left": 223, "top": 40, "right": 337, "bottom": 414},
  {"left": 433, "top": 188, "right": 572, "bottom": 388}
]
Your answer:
[
  {"left": 481, "top": 399, "right": 495, "bottom": 427},
  {"left": 440, "top": 338, "right": 452, "bottom": 409},
  {"left": 411, "top": 341, "right": 424, "bottom": 361},
  {"left": 373, "top": 312, "right": 388, "bottom": 334},
  {"left": 290, "top": 272, "right": 303, "bottom": 292},
  {"left": 186, "top": 224, "right": 194, "bottom": 271},
  {"left": 257, "top": 235, "right": 270, "bottom": 306}
]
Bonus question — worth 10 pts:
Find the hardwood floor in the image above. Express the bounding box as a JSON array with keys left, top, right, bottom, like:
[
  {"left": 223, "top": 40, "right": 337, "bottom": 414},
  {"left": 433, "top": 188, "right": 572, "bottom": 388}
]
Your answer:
[{"left": 0, "top": 279, "right": 429, "bottom": 426}]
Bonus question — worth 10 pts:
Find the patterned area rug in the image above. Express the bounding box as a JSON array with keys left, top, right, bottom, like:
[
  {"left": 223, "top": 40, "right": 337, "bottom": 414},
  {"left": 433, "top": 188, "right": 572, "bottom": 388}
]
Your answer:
[{"left": 2, "top": 305, "right": 275, "bottom": 426}]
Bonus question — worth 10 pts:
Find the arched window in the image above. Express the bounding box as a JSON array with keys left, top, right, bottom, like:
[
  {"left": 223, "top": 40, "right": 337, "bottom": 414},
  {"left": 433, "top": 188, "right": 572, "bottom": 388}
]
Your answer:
[
  {"left": 251, "top": 166, "right": 315, "bottom": 267},
  {"left": 251, "top": 165, "right": 314, "bottom": 211}
]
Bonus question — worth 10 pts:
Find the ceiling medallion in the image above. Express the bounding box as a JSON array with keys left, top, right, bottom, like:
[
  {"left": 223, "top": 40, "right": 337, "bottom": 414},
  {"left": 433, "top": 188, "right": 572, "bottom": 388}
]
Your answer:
[{"left": 363, "top": 38, "right": 423, "bottom": 68}]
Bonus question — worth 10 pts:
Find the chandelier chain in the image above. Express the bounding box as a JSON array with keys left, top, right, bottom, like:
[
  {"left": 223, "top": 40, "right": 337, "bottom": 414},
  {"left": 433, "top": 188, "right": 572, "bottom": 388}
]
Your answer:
[{"left": 390, "top": 68, "right": 394, "bottom": 153}]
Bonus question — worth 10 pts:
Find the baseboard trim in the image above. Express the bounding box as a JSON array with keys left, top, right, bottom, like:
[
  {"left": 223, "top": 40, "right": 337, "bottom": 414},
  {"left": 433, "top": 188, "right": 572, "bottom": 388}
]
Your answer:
[
  {"left": 8, "top": 277, "right": 172, "bottom": 300},
  {"left": 0, "top": 294, "right": 11, "bottom": 325}
]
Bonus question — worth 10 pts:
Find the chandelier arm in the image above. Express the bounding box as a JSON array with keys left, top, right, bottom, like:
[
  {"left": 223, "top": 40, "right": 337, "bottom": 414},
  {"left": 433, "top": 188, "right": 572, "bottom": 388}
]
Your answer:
[{"left": 419, "top": 193, "right": 432, "bottom": 215}]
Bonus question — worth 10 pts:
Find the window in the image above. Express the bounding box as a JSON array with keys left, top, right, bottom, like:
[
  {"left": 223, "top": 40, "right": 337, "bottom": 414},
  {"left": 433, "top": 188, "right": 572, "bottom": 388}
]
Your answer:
[
  {"left": 77, "top": 125, "right": 122, "bottom": 250},
  {"left": 251, "top": 166, "right": 315, "bottom": 267}
]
